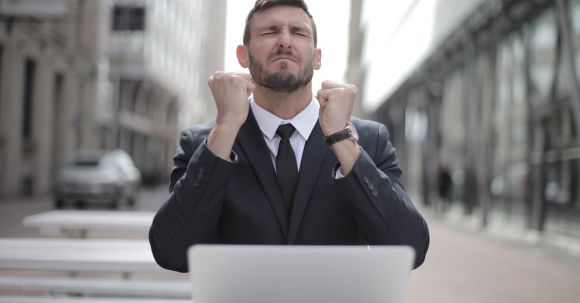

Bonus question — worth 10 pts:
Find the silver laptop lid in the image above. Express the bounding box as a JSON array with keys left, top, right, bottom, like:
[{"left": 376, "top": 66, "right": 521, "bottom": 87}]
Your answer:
[{"left": 188, "top": 245, "right": 414, "bottom": 303}]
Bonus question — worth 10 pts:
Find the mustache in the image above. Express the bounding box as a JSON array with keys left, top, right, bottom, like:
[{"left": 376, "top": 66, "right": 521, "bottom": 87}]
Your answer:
[{"left": 268, "top": 49, "right": 298, "bottom": 62}]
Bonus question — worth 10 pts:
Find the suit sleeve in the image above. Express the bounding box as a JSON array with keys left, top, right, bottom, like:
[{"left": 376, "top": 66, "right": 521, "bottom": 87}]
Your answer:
[
  {"left": 341, "top": 122, "right": 429, "bottom": 268},
  {"left": 149, "top": 127, "right": 236, "bottom": 273}
]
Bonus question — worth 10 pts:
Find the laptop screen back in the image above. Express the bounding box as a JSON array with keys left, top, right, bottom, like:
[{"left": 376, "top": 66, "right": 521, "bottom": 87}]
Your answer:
[{"left": 188, "top": 245, "right": 414, "bottom": 303}]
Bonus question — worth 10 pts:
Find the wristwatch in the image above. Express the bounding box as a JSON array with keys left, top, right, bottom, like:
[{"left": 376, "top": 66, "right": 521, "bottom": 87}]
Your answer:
[{"left": 325, "top": 122, "right": 359, "bottom": 146}]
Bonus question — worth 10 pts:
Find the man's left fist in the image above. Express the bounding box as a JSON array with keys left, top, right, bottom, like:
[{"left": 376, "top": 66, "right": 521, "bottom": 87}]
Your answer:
[{"left": 317, "top": 80, "right": 358, "bottom": 136}]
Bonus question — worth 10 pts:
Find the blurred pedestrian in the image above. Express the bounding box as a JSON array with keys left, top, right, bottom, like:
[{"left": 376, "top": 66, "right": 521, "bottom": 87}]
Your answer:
[{"left": 438, "top": 165, "right": 453, "bottom": 210}]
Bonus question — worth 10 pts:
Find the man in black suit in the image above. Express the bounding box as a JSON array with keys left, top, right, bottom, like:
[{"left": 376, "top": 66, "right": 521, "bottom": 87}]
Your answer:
[{"left": 149, "top": 0, "right": 429, "bottom": 273}]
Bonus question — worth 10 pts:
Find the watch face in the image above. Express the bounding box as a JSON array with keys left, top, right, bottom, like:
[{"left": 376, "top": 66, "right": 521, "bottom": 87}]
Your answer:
[
  {"left": 348, "top": 122, "right": 359, "bottom": 141},
  {"left": 350, "top": 123, "right": 358, "bottom": 141}
]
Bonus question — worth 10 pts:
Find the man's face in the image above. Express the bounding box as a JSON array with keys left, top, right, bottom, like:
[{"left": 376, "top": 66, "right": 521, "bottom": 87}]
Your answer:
[{"left": 243, "top": 6, "right": 321, "bottom": 92}]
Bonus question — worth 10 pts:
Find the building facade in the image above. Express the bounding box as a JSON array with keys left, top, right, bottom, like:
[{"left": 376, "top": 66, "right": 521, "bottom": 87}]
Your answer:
[
  {"left": 350, "top": 0, "right": 580, "bottom": 243},
  {"left": 0, "top": 0, "right": 226, "bottom": 198}
]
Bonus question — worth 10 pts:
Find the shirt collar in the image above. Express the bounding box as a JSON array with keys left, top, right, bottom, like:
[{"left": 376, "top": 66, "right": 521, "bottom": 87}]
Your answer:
[{"left": 250, "top": 95, "right": 319, "bottom": 141}]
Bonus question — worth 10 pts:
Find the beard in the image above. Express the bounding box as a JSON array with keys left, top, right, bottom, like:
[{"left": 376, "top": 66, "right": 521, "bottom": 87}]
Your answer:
[{"left": 248, "top": 49, "right": 314, "bottom": 93}]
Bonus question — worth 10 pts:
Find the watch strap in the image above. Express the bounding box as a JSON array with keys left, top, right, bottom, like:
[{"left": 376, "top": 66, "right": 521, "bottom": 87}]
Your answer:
[{"left": 325, "top": 126, "right": 353, "bottom": 146}]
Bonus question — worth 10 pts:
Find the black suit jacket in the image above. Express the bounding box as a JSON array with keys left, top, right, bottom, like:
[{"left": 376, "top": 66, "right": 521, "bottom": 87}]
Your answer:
[{"left": 149, "top": 110, "right": 429, "bottom": 272}]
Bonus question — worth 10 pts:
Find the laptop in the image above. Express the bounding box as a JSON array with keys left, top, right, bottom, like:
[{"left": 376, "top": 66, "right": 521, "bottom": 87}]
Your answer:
[{"left": 188, "top": 245, "right": 415, "bottom": 303}]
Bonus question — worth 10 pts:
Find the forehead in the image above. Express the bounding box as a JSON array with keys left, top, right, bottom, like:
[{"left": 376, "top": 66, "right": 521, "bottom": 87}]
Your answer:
[{"left": 250, "top": 6, "right": 313, "bottom": 30}]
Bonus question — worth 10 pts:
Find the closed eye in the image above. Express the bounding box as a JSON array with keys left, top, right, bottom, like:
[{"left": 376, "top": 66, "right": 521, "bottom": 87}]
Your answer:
[
  {"left": 291, "top": 26, "right": 309, "bottom": 37},
  {"left": 261, "top": 25, "right": 280, "bottom": 36}
]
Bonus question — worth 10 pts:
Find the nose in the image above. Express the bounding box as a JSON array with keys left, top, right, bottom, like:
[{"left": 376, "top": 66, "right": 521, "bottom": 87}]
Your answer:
[{"left": 277, "top": 28, "right": 291, "bottom": 49}]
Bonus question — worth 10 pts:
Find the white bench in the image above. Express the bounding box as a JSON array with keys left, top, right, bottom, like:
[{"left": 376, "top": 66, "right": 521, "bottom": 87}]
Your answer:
[
  {"left": 0, "top": 276, "right": 191, "bottom": 298},
  {"left": 0, "top": 297, "right": 190, "bottom": 303},
  {"left": 22, "top": 211, "right": 154, "bottom": 238},
  {"left": 0, "top": 238, "right": 162, "bottom": 273}
]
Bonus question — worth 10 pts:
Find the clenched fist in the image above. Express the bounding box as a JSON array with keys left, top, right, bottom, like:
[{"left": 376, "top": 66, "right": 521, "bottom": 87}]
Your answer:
[
  {"left": 208, "top": 72, "right": 255, "bottom": 128},
  {"left": 317, "top": 80, "right": 358, "bottom": 136},
  {"left": 207, "top": 72, "right": 255, "bottom": 160}
]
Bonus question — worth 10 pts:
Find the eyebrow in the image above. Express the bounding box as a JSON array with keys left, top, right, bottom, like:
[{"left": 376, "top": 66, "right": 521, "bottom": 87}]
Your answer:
[
  {"left": 262, "top": 25, "right": 280, "bottom": 32},
  {"left": 257, "top": 24, "right": 311, "bottom": 34},
  {"left": 290, "top": 25, "right": 309, "bottom": 33}
]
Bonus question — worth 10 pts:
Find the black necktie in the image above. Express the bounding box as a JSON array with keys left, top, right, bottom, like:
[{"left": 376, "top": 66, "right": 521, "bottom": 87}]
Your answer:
[{"left": 276, "top": 124, "right": 298, "bottom": 216}]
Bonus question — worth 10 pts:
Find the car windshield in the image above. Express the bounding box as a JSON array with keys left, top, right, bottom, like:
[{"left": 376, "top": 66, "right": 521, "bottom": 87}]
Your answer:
[
  {"left": 73, "top": 159, "right": 99, "bottom": 166},
  {"left": 70, "top": 152, "right": 115, "bottom": 168}
]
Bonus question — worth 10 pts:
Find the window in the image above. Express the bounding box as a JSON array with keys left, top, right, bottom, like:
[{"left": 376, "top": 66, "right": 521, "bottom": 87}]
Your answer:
[
  {"left": 111, "top": 6, "right": 146, "bottom": 31},
  {"left": 572, "top": 0, "right": 580, "bottom": 75},
  {"left": 0, "top": 45, "right": 3, "bottom": 111},
  {"left": 22, "top": 59, "right": 36, "bottom": 140},
  {"left": 529, "top": 8, "right": 557, "bottom": 102},
  {"left": 0, "top": 45, "right": 3, "bottom": 159},
  {"left": 494, "top": 35, "right": 529, "bottom": 213},
  {"left": 52, "top": 73, "right": 64, "bottom": 172}
]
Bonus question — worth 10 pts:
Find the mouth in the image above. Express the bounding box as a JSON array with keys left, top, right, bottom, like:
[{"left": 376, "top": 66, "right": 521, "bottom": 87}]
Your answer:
[{"left": 272, "top": 56, "right": 296, "bottom": 63}]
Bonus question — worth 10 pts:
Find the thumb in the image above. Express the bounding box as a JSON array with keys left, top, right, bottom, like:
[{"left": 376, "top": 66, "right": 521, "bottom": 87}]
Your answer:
[
  {"left": 247, "top": 82, "right": 256, "bottom": 95},
  {"left": 321, "top": 80, "right": 341, "bottom": 90},
  {"left": 317, "top": 89, "right": 330, "bottom": 104},
  {"left": 239, "top": 72, "right": 253, "bottom": 82}
]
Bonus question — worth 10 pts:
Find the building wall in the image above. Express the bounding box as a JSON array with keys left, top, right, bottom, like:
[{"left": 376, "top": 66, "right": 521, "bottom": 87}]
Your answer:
[
  {"left": 352, "top": 0, "right": 580, "bottom": 240},
  {"left": 0, "top": 0, "right": 227, "bottom": 198},
  {"left": 145, "top": 0, "right": 225, "bottom": 128},
  {"left": 0, "top": 3, "right": 83, "bottom": 196},
  {"left": 345, "top": 0, "right": 365, "bottom": 116},
  {"left": 360, "top": 0, "right": 485, "bottom": 113},
  {"left": 107, "top": 0, "right": 226, "bottom": 184}
]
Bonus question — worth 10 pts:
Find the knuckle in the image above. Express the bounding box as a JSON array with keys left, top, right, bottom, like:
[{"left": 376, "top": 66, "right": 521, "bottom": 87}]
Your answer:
[
  {"left": 347, "top": 84, "right": 358, "bottom": 96},
  {"left": 227, "top": 73, "right": 241, "bottom": 82}
]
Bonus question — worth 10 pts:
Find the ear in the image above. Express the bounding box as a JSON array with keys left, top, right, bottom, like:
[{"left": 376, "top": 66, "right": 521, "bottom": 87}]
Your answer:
[
  {"left": 237, "top": 45, "right": 250, "bottom": 68},
  {"left": 313, "top": 48, "right": 321, "bottom": 70}
]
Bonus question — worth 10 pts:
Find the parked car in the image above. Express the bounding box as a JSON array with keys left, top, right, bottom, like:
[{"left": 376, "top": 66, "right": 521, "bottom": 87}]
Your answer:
[{"left": 54, "top": 150, "right": 141, "bottom": 209}]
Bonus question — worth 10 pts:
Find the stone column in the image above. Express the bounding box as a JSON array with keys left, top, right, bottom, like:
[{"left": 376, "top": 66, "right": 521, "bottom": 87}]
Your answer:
[
  {"left": 79, "top": 73, "right": 98, "bottom": 150},
  {"left": 59, "top": 68, "right": 81, "bottom": 166},
  {"left": 0, "top": 43, "right": 24, "bottom": 197},
  {"left": 32, "top": 55, "right": 55, "bottom": 195}
]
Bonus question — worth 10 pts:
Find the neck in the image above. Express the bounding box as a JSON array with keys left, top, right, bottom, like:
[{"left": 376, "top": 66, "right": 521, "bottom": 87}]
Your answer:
[{"left": 252, "top": 83, "right": 313, "bottom": 120}]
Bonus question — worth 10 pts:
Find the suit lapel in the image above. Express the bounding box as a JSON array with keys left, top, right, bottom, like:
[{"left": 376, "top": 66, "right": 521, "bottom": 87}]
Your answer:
[
  {"left": 235, "top": 110, "right": 289, "bottom": 238},
  {"left": 288, "top": 122, "right": 333, "bottom": 244}
]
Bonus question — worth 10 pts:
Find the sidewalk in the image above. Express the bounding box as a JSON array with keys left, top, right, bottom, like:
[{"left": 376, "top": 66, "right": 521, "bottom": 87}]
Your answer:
[
  {"left": 409, "top": 214, "right": 580, "bottom": 303},
  {"left": 0, "top": 195, "right": 52, "bottom": 238}
]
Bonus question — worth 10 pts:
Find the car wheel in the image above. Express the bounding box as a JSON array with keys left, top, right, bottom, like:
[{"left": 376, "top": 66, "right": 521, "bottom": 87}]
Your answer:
[
  {"left": 54, "top": 199, "right": 65, "bottom": 209},
  {"left": 127, "top": 197, "right": 136, "bottom": 208},
  {"left": 108, "top": 200, "right": 119, "bottom": 210}
]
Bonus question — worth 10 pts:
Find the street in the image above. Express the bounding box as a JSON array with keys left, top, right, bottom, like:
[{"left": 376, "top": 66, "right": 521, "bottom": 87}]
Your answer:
[{"left": 1, "top": 186, "right": 580, "bottom": 302}]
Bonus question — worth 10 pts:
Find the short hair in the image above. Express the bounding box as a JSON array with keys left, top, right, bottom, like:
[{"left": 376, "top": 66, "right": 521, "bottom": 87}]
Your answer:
[{"left": 243, "top": 0, "right": 317, "bottom": 46}]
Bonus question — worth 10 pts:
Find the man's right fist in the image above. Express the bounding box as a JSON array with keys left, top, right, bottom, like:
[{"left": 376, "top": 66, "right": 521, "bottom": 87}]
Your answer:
[{"left": 208, "top": 72, "right": 255, "bottom": 127}]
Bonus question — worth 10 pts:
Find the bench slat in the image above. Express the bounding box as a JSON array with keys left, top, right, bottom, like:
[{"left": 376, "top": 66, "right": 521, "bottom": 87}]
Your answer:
[
  {"left": 0, "top": 276, "right": 191, "bottom": 298},
  {"left": 0, "top": 296, "right": 190, "bottom": 303},
  {"left": 0, "top": 238, "right": 161, "bottom": 272},
  {"left": 23, "top": 211, "right": 154, "bottom": 234}
]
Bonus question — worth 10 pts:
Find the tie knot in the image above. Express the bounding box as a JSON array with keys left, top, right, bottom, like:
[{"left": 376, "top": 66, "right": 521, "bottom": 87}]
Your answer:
[{"left": 276, "top": 124, "right": 295, "bottom": 139}]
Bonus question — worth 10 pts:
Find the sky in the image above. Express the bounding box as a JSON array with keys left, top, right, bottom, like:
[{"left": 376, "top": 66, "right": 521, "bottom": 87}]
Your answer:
[
  {"left": 223, "top": 0, "right": 351, "bottom": 92},
  {"left": 361, "top": 1, "right": 436, "bottom": 110}
]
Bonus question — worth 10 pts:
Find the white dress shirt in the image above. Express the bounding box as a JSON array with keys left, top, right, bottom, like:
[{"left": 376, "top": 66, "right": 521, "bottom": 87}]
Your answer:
[{"left": 250, "top": 96, "right": 319, "bottom": 172}]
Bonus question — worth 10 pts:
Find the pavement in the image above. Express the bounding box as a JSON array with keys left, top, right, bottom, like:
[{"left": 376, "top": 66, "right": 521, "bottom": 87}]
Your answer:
[
  {"left": 1, "top": 186, "right": 580, "bottom": 302},
  {"left": 409, "top": 213, "right": 580, "bottom": 303}
]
